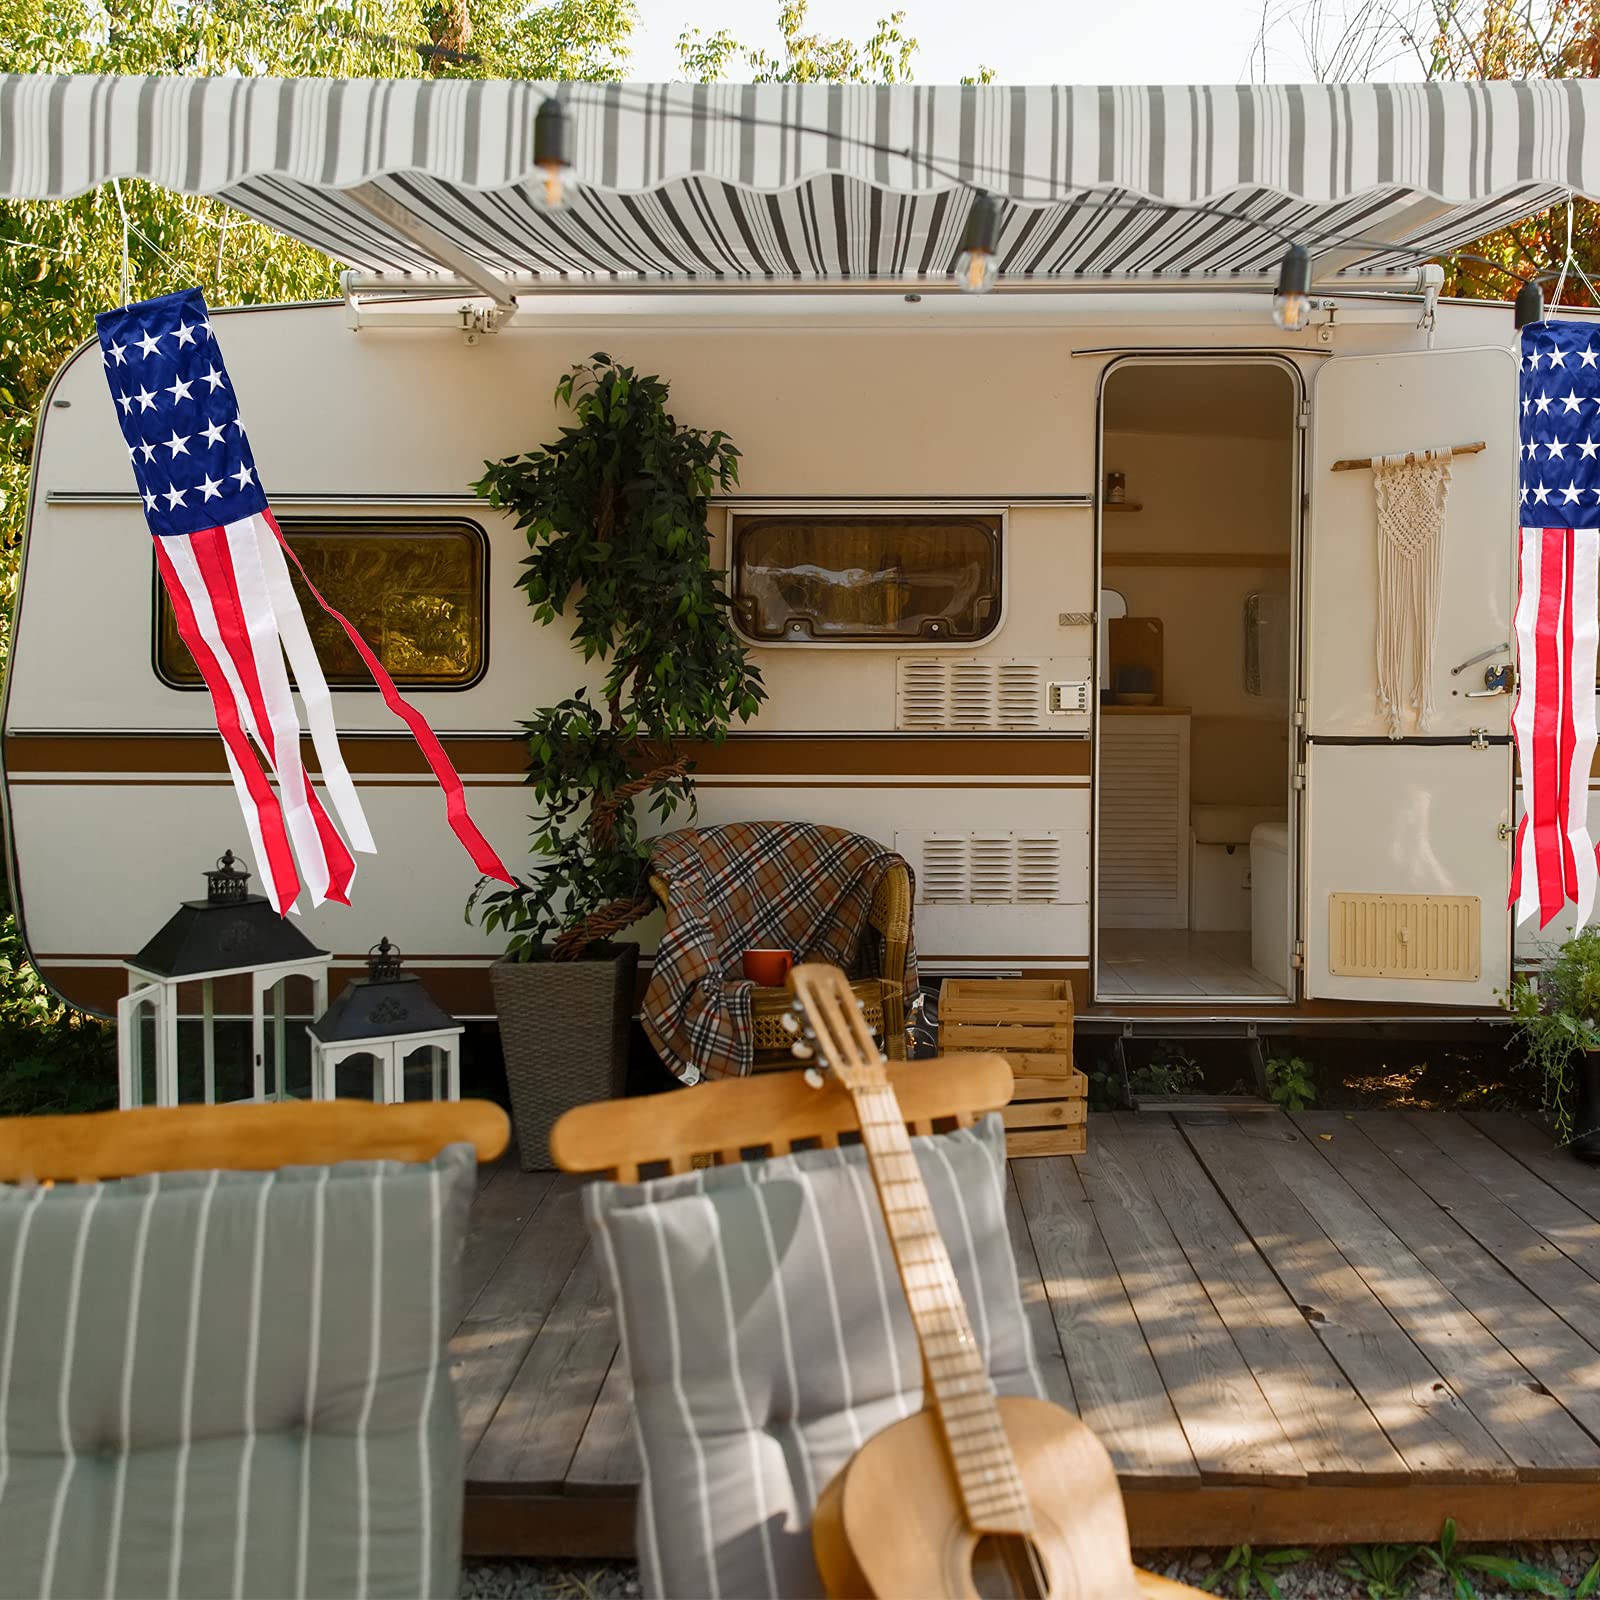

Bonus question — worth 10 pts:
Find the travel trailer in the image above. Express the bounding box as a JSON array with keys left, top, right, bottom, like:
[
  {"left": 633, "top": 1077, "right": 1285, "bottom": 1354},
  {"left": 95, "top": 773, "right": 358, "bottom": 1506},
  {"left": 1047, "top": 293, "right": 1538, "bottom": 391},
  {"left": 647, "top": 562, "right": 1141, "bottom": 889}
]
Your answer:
[{"left": 3, "top": 76, "right": 1598, "bottom": 1037}]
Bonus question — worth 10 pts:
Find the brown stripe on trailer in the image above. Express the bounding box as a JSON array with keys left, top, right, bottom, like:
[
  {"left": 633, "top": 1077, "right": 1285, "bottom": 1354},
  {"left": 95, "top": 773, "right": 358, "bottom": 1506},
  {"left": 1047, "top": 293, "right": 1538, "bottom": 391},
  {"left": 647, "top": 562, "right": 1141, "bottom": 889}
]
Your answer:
[{"left": 2, "top": 732, "right": 1093, "bottom": 780}]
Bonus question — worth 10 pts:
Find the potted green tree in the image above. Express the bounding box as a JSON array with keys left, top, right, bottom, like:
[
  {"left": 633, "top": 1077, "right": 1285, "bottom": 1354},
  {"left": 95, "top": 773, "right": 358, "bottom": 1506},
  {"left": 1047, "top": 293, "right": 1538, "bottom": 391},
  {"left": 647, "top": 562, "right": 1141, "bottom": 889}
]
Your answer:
[
  {"left": 469, "top": 353, "right": 764, "bottom": 1169},
  {"left": 1507, "top": 926, "right": 1600, "bottom": 1161}
]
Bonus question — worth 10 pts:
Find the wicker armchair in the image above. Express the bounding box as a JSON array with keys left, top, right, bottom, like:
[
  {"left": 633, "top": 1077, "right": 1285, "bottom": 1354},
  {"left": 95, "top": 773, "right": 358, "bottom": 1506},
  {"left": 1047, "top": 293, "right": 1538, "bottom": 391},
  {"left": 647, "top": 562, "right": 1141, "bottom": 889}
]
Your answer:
[{"left": 649, "top": 859, "right": 912, "bottom": 1062}]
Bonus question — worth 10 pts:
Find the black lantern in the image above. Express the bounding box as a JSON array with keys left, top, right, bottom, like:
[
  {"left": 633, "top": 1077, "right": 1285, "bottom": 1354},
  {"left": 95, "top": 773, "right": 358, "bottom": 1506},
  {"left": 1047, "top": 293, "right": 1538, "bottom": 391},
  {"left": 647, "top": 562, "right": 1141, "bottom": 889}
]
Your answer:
[
  {"left": 309, "top": 938, "right": 464, "bottom": 1103},
  {"left": 955, "top": 191, "right": 1002, "bottom": 295},
  {"left": 1515, "top": 278, "right": 1545, "bottom": 330},
  {"left": 119, "top": 852, "right": 330, "bottom": 1107},
  {"left": 534, "top": 97, "right": 574, "bottom": 209}
]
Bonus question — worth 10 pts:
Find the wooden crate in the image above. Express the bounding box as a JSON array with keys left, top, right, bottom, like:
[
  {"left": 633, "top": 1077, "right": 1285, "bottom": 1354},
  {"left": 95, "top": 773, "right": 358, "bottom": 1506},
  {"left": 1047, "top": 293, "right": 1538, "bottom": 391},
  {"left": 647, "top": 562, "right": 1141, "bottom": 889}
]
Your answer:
[{"left": 937, "top": 979, "right": 1085, "bottom": 1158}]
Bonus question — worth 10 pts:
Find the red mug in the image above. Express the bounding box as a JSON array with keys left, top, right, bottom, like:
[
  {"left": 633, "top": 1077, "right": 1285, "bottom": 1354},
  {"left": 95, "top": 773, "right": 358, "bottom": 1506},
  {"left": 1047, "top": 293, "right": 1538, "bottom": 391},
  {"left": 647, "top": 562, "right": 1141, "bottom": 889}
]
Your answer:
[{"left": 742, "top": 948, "right": 793, "bottom": 986}]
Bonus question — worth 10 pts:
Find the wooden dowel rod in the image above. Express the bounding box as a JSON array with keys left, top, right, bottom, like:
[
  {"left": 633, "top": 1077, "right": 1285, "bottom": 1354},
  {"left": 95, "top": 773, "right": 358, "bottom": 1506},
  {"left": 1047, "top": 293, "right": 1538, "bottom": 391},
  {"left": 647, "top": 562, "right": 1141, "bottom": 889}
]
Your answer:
[{"left": 1331, "top": 440, "right": 1486, "bottom": 471}]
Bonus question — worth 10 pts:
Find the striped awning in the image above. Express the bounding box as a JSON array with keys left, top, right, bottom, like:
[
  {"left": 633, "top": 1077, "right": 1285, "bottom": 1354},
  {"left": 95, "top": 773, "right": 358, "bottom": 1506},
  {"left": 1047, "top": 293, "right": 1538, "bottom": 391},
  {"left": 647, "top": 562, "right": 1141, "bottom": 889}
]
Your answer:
[{"left": 3, "top": 75, "right": 1599, "bottom": 287}]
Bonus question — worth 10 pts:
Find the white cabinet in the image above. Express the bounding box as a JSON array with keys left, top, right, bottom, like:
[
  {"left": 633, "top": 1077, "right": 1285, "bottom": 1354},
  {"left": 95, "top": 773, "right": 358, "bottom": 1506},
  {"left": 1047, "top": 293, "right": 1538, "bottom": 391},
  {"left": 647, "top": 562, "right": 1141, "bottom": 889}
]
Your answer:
[{"left": 1099, "top": 710, "right": 1191, "bottom": 929}]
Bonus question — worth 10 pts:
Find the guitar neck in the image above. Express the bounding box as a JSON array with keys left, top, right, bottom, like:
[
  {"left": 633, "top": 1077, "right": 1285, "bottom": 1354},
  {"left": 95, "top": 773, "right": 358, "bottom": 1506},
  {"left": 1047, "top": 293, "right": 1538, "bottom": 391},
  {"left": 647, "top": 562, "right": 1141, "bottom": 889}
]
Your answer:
[{"left": 848, "top": 1081, "right": 1034, "bottom": 1537}]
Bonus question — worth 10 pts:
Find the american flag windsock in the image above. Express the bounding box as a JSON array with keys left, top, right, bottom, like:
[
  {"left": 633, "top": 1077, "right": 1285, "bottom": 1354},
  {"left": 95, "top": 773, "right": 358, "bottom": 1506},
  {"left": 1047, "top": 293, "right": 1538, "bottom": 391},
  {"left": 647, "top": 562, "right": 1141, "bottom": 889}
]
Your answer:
[
  {"left": 1513, "top": 319, "right": 1600, "bottom": 931},
  {"left": 96, "top": 288, "right": 512, "bottom": 915}
]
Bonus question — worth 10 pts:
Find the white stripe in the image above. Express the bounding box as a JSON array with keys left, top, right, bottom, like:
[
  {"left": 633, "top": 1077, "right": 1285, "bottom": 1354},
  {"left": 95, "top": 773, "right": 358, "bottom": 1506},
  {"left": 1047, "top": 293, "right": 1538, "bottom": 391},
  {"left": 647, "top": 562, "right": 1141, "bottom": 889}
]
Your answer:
[
  {"left": 295, "top": 1168, "right": 330, "bottom": 1600},
  {"left": 105, "top": 1179, "right": 162, "bottom": 1598},
  {"left": 702, "top": 1194, "right": 779, "bottom": 1598},
  {"left": 232, "top": 1172, "right": 276, "bottom": 1600},
  {"left": 0, "top": 1188, "right": 50, "bottom": 1514},
  {"left": 1512, "top": 528, "right": 1545, "bottom": 925},
  {"left": 792, "top": 1166, "right": 865, "bottom": 1452},
  {"left": 834, "top": 1152, "right": 915, "bottom": 1419},
  {"left": 41, "top": 1185, "right": 103, "bottom": 1600},
  {"left": 163, "top": 533, "right": 297, "bottom": 915},
  {"left": 593, "top": 1219, "right": 664, "bottom": 1597},
  {"left": 929, "top": 1138, "right": 994, "bottom": 1370},
  {"left": 221, "top": 517, "right": 336, "bottom": 906},
  {"left": 354, "top": 1168, "right": 383, "bottom": 1600},
  {"left": 649, "top": 1210, "right": 720, "bottom": 1598},
  {"left": 416, "top": 1166, "right": 440, "bottom": 1594},
  {"left": 1568, "top": 529, "right": 1599, "bottom": 927},
  {"left": 168, "top": 1171, "right": 221, "bottom": 1597},
  {"left": 251, "top": 517, "right": 375, "bottom": 855}
]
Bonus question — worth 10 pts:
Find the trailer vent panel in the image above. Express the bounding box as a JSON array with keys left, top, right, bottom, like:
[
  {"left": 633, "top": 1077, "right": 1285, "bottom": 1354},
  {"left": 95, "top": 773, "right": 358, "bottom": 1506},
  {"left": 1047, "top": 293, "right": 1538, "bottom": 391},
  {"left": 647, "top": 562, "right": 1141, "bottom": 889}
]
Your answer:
[
  {"left": 895, "top": 658, "right": 1046, "bottom": 731},
  {"left": 1327, "top": 893, "right": 1481, "bottom": 981},
  {"left": 912, "top": 834, "right": 1066, "bottom": 905}
]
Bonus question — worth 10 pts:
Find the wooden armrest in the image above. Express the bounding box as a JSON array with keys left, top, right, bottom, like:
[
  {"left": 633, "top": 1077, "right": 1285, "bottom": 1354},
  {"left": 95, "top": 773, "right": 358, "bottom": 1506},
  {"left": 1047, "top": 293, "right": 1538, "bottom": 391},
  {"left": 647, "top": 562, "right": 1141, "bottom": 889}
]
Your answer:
[{"left": 0, "top": 1099, "right": 510, "bottom": 1184}]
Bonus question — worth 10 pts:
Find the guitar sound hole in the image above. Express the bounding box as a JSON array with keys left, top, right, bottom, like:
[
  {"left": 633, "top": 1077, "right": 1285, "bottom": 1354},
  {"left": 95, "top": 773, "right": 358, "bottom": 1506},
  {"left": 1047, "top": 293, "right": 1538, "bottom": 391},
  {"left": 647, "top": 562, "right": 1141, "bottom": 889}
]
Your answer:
[{"left": 970, "top": 1533, "right": 1048, "bottom": 1599}]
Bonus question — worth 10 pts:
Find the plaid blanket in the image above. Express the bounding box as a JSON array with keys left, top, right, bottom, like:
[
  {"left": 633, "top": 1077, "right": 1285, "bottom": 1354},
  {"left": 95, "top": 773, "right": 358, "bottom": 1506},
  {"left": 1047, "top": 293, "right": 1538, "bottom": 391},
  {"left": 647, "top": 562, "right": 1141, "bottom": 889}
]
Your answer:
[{"left": 642, "top": 822, "right": 918, "bottom": 1084}]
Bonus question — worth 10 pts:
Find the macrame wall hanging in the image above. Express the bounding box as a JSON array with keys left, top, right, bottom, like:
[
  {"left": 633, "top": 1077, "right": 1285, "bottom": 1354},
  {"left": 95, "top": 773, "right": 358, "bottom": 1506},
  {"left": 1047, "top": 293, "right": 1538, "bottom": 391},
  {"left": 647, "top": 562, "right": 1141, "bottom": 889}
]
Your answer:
[{"left": 1371, "top": 448, "right": 1454, "bottom": 739}]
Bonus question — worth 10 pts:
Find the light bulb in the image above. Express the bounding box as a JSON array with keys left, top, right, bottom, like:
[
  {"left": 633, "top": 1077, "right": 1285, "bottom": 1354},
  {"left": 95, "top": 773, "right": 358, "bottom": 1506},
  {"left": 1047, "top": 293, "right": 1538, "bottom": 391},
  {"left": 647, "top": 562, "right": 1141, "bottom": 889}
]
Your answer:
[
  {"left": 533, "top": 98, "right": 575, "bottom": 211},
  {"left": 1272, "top": 243, "right": 1312, "bottom": 331},
  {"left": 954, "top": 191, "right": 1003, "bottom": 296},
  {"left": 956, "top": 247, "right": 998, "bottom": 295}
]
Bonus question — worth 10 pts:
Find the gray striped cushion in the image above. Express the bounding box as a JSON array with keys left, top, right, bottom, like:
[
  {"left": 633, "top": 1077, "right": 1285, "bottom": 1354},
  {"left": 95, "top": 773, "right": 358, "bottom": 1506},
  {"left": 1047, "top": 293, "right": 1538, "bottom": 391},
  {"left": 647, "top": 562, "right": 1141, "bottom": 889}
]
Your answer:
[
  {"left": 585, "top": 1112, "right": 1040, "bottom": 1600},
  {"left": 0, "top": 1145, "right": 475, "bottom": 1600}
]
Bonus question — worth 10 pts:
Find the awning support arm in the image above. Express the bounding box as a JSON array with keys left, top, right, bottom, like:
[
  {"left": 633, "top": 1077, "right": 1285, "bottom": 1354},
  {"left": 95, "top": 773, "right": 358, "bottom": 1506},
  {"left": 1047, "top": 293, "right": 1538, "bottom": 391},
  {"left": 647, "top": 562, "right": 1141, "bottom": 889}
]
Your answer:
[{"left": 341, "top": 182, "right": 517, "bottom": 311}]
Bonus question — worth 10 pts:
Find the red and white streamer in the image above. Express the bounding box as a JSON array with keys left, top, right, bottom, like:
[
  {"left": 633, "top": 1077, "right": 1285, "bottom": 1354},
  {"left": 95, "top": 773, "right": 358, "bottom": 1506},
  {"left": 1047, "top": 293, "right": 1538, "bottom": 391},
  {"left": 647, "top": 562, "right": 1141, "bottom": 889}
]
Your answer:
[{"left": 1511, "top": 527, "right": 1600, "bottom": 929}]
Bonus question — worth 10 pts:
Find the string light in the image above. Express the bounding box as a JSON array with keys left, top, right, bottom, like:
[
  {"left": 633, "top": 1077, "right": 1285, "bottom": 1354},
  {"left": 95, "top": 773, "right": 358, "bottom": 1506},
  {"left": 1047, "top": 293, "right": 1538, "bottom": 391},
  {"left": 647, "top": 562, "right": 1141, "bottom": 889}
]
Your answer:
[
  {"left": 533, "top": 98, "right": 574, "bottom": 210},
  {"left": 955, "top": 191, "right": 1001, "bottom": 294},
  {"left": 1272, "top": 244, "right": 1313, "bottom": 331}
]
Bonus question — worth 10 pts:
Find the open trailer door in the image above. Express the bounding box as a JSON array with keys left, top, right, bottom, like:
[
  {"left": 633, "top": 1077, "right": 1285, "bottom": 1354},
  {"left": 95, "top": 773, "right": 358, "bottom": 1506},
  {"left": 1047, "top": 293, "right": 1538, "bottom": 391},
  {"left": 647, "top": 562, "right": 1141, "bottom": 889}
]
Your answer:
[{"left": 1303, "top": 347, "right": 1516, "bottom": 1006}]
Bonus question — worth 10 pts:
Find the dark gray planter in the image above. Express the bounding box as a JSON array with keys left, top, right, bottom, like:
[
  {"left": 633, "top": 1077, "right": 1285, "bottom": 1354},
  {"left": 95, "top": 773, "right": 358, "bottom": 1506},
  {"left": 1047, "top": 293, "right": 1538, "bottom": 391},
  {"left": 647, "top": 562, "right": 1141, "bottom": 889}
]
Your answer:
[
  {"left": 491, "top": 943, "right": 638, "bottom": 1171},
  {"left": 1573, "top": 1050, "right": 1600, "bottom": 1164}
]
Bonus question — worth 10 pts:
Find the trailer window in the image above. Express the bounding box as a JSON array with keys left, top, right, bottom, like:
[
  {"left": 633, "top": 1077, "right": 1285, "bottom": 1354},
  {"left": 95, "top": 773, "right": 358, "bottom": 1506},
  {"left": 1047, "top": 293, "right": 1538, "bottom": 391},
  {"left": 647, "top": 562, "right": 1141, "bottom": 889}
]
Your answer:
[
  {"left": 730, "top": 513, "right": 1002, "bottom": 643},
  {"left": 156, "top": 520, "right": 487, "bottom": 689}
]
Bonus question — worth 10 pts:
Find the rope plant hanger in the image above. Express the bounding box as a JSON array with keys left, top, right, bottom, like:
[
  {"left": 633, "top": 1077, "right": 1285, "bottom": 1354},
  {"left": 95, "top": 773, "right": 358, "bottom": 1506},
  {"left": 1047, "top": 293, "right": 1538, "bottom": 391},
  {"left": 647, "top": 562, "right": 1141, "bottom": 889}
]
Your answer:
[{"left": 1372, "top": 449, "right": 1455, "bottom": 738}]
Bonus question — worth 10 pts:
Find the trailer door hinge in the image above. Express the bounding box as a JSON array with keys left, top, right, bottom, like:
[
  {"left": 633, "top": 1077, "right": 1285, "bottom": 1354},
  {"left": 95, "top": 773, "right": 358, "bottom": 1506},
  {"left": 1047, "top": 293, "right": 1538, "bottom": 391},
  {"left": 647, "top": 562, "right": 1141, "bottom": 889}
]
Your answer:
[
  {"left": 1292, "top": 941, "right": 1305, "bottom": 970},
  {"left": 1293, "top": 763, "right": 1307, "bottom": 790},
  {"left": 1296, "top": 402, "right": 1311, "bottom": 431},
  {"left": 1293, "top": 699, "right": 1307, "bottom": 729}
]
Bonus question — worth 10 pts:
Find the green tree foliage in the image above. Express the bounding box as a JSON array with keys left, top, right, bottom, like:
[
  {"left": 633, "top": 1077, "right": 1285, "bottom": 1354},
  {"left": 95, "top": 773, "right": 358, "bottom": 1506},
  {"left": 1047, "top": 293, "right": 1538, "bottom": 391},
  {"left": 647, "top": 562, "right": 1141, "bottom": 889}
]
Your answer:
[{"left": 677, "top": 0, "right": 993, "bottom": 85}]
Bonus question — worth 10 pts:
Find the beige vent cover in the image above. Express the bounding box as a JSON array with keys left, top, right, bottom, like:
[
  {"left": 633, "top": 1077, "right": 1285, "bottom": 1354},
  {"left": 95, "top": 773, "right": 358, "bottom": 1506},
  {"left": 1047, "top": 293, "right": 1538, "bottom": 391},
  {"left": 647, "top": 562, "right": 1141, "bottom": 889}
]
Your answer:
[
  {"left": 1327, "top": 893, "right": 1481, "bottom": 981},
  {"left": 916, "top": 833, "right": 1067, "bottom": 904},
  {"left": 896, "top": 658, "right": 1045, "bottom": 731}
]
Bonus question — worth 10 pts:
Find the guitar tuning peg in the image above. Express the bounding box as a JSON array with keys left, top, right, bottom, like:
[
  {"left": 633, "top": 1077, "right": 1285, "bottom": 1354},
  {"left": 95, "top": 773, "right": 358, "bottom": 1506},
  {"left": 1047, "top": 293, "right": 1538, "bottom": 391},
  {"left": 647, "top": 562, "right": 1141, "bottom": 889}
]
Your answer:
[
  {"left": 790, "top": 1039, "right": 814, "bottom": 1060},
  {"left": 803, "top": 1067, "right": 824, "bottom": 1090},
  {"left": 779, "top": 1011, "right": 801, "bottom": 1036}
]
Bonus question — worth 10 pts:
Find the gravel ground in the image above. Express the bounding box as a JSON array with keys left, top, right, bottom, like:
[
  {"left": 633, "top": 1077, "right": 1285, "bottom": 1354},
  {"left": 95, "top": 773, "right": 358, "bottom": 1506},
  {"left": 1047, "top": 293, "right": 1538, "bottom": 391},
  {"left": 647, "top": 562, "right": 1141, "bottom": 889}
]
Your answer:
[{"left": 463, "top": 1542, "right": 1600, "bottom": 1598}]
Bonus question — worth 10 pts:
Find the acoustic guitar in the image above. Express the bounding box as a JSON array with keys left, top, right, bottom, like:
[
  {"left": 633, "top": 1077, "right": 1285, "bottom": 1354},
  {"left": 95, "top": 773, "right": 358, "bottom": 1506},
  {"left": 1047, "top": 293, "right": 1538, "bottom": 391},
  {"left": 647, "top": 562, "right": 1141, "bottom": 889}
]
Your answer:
[{"left": 786, "top": 963, "right": 1155, "bottom": 1600}]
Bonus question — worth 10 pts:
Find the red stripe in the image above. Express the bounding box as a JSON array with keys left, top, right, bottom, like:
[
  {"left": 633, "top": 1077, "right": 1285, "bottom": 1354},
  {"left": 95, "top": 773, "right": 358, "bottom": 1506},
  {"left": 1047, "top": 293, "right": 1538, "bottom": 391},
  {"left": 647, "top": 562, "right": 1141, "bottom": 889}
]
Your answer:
[
  {"left": 266, "top": 511, "right": 512, "bottom": 884},
  {"left": 1534, "top": 529, "right": 1568, "bottom": 927},
  {"left": 1561, "top": 528, "right": 1580, "bottom": 903},
  {"left": 1511, "top": 814, "right": 1530, "bottom": 909},
  {"left": 153, "top": 538, "right": 300, "bottom": 914},
  {"left": 188, "top": 526, "right": 356, "bottom": 906}
]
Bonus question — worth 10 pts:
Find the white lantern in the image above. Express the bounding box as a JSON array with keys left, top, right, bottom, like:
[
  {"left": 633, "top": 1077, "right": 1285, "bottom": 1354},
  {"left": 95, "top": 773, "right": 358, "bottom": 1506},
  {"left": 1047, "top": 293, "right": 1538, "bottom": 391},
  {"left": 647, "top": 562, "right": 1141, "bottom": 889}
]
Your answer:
[{"left": 117, "top": 852, "right": 330, "bottom": 1108}]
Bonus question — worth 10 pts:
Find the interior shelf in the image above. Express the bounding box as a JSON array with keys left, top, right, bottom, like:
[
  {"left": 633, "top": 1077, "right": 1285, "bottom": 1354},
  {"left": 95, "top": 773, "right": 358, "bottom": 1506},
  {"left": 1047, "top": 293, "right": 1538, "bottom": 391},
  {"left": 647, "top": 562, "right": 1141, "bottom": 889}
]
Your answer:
[{"left": 1102, "top": 551, "right": 1292, "bottom": 568}]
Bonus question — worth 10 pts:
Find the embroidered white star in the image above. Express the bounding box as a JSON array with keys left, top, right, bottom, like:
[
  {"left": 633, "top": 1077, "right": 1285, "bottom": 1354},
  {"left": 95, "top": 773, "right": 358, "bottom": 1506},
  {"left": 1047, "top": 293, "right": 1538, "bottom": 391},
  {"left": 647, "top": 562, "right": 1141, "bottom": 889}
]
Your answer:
[
  {"left": 138, "top": 441, "right": 157, "bottom": 463},
  {"left": 164, "top": 430, "right": 191, "bottom": 458},
  {"left": 1521, "top": 483, "right": 1530, "bottom": 502},
  {"left": 134, "top": 385, "right": 156, "bottom": 413},
  {"left": 197, "top": 474, "right": 223, "bottom": 502},
  {"left": 200, "top": 365, "right": 224, "bottom": 393},
  {"left": 1535, "top": 483, "right": 1552, "bottom": 505},
  {"left": 1562, "top": 482, "right": 1583, "bottom": 504},
  {"left": 201, "top": 419, "right": 227, "bottom": 447},
  {"left": 135, "top": 330, "right": 163, "bottom": 359},
  {"left": 115, "top": 392, "right": 133, "bottom": 415},
  {"left": 106, "top": 340, "right": 127, "bottom": 366},
  {"left": 1584, "top": 347, "right": 1600, "bottom": 369},
  {"left": 174, "top": 323, "right": 197, "bottom": 348},
  {"left": 165, "top": 376, "right": 193, "bottom": 404},
  {"left": 142, "top": 488, "right": 157, "bottom": 511},
  {"left": 1536, "top": 392, "right": 1554, "bottom": 414},
  {"left": 1549, "top": 346, "right": 1568, "bottom": 368},
  {"left": 1562, "top": 389, "right": 1584, "bottom": 413},
  {"left": 232, "top": 464, "right": 255, "bottom": 490},
  {"left": 1548, "top": 437, "right": 1568, "bottom": 459},
  {"left": 195, "top": 319, "right": 212, "bottom": 340},
  {"left": 1527, "top": 350, "right": 1542, "bottom": 370},
  {"left": 1523, "top": 396, "right": 1533, "bottom": 414},
  {"left": 1580, "top": 437, "right": 1600, "bottom": 460},
  {"left": 164, "top": 485, "right": 187, "bottom": 509}
]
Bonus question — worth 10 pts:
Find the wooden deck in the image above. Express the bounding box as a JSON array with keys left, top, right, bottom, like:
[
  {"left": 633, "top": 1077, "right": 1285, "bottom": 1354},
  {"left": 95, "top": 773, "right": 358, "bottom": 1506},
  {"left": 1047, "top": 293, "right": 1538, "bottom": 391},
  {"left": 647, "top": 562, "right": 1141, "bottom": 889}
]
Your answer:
[{"left": 453, "top": 1109, "right": 1600, "bottom": 1557}]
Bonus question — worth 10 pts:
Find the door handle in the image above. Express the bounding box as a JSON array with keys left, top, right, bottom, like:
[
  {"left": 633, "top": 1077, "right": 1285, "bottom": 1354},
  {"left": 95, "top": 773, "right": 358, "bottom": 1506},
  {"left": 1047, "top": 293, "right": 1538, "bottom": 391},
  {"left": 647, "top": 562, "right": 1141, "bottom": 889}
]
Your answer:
[
  {"left": 1451, "top": 643, "right": 1510, "bottom": 676},
  {"left": 1466, "top": 664, "right": 1514, "bottom": 698}
]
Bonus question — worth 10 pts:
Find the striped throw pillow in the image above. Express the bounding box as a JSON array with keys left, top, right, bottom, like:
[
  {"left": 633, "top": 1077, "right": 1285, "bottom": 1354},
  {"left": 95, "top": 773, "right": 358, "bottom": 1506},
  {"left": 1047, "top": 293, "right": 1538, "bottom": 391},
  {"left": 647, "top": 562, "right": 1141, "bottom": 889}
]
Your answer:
[
  {"left": 0, "top": 1145, "right": 475, "bottom": 1600},
  {"left": 586, "top": 1112, "right": 1040, "bottom": 1600}
]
